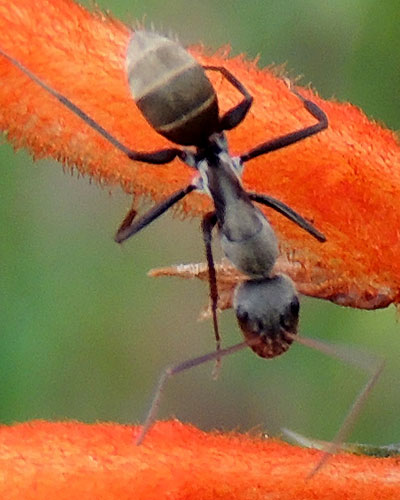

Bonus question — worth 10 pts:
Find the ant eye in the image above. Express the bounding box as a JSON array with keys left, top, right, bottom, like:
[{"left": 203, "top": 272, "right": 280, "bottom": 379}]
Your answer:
[
  {"left": 256, "top": 320, "right": 264, "bottom": 334},
  {"left": 279, "top": 314, "right": 287, "bottom": 329},
  {"left": 290, "top": 297, "right": 300, "bottom": 317},
  {"left": 279, "top": 295, "right": 300, "bottom": 332},
  {"left": 236, "top": 306, "right": 249, "bottom": 324}
]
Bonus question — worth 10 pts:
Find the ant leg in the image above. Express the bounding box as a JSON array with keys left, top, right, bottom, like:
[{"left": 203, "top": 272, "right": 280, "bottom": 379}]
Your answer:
[
  {"left": 287, "top": 333, "right": 385, "bottom": 477},
  {"left": 116, "top": 207, "right": 138, "bottom": 235},
  {"left": 201, "top": 212, "right": 221, "bottom": 378},
  {"left": 115, "top": 184, "right": 197, "bottom": 243},
  {"left": 136, "top": 340, "right": 249, "bottom": 445},
  {"left": 203, "top": 65, "right": 253, "bottom": 131},
  {"left": 240, "top": 80, "right": 328, "bottom": 163},
  {"left": 248, "top": 192, "right": 326, "bottom": 242},
  {"left": 0, "top": 48, "right": 185, "bottom": 165}
]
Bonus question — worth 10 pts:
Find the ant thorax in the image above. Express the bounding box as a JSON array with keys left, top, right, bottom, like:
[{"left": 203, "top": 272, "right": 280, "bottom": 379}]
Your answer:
[{"left": 191, "top": 133, "right": 242, "bottom": 197}]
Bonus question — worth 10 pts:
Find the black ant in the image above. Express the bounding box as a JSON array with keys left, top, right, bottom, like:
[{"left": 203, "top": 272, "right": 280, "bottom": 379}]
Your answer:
[
  {"left": 0, "top": 30, "right": 383, "bottom": 475},
  {"left": 118, "top": 30, "right": 327, "bottom": 362},
  {"left": 0, "top": 30, "right": 326, "bottom": 359}
]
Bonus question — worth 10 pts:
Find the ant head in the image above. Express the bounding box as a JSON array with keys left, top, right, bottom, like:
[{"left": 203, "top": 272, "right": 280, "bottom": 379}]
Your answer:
[
  {"left": 233, "top": 274, "right": 299, "bottom": 358},
  {"left": 126, "top": 31, "right": 219, "bottom": 146}
]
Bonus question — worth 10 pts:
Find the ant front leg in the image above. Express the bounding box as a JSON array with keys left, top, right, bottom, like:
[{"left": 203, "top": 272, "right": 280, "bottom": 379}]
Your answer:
[
  {"left": 201, "top": 212, "right": 222, "bottom": 378},
  {"left": 136, "top": 340, "right": 249, "bottom": 445}
]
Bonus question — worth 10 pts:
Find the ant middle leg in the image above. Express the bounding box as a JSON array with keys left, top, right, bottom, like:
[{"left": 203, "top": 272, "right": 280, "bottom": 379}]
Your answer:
[
  {"left": 116, "top": 205, "right": 138, "bottom": 236},
  {"left": 115, "top": 184, "right": 197, "bottom": 243}
]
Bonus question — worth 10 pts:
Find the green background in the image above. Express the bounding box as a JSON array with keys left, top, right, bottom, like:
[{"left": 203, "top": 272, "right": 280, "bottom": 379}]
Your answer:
[{"left": 1, "top": 0, "right": 399, "bottom": 449}]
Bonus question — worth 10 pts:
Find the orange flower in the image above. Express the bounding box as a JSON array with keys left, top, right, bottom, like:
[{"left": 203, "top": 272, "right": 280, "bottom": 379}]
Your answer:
[
  {"left": 0, "top": 420, "right": 398, "bottom": 499},
  {"left": 1, "top": 0, "right": 400, "bottom": 309}
]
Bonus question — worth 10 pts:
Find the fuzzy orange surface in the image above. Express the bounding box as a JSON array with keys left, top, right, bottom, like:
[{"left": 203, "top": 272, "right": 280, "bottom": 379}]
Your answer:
[
  {"left": 0, "top": 420, "right": 399, "bottom": 499},
  {"left": 1, "top": 0, "right": 400, "bottom": 309}
]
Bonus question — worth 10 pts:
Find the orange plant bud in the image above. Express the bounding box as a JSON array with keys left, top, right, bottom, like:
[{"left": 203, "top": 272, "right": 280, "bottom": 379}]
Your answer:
[
  {"left": 0, "top": 420, "right": 399, "bottom": 499},
  {"left": 0, "top": 0, "right": 400, "bottom": 310}
]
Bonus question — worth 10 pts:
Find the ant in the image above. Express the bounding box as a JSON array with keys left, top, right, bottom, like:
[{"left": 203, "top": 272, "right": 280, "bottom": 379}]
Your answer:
[
  {"left": 0, "top": 30, "right": 384, "bottom": 475},
  {"left": 0, "top": 30, "right": 326, "bottom": 360}
]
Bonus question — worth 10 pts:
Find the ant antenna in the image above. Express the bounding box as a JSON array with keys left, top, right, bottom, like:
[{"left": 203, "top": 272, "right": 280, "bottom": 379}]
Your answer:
[{"left": 287, "top": 333, "right": 384, "bottom": 477}]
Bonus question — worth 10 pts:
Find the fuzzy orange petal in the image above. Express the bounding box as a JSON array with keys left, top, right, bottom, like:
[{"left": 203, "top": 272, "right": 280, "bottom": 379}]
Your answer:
[
  {"left": 0, "top": 420, "right": 399, "bottom": 499},
  {"left": 1, "top": 0, "right": 400, "bottom": 309}
]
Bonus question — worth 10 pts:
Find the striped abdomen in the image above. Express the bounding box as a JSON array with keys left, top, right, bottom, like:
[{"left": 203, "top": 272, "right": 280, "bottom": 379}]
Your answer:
[{"left": 126, "top": 31, "right": 219, "bottom": 146}]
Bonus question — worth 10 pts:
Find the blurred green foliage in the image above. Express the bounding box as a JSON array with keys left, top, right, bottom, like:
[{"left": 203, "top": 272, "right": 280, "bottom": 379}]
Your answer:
[{"left": 1, "top": 0, "right": 399, "bottom": 448}]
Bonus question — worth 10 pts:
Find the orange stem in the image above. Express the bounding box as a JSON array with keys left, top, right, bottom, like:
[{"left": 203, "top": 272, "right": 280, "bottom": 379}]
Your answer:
[
  {"left": 0, "top": 420, "right": 398, "bottom": 499},
  {"left": 1, "top": 0, "right": 400, "bottom": 309},
  {"left": 0, "top": 3, "right": 399, "bottom": 495}
]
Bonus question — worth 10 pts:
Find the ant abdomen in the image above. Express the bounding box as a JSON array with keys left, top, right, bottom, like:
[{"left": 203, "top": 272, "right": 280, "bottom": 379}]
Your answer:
[
  {"left": 126, "top": 31, "right": 219, "bottom": 146},
  {"left": 234, "top": 274, "right": 299, "bottom": 358}
]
